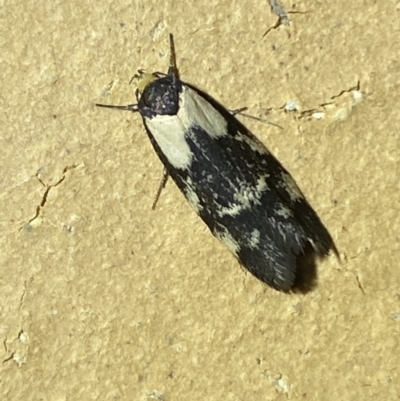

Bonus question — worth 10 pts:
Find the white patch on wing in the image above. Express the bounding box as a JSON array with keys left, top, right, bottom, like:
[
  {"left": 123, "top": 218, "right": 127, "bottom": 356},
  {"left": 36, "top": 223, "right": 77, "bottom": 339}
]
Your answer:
[
  {"left": 183, "top": 177, "right": 203, "bottom": 214},
  {"left": 217, "top": 203, "right": 244, "bottom": 217},
  {"left": 280, "top": 172, "right": 303, "bottom": 201},
  {"left": 217, "top": 175, "right": 269, "bottom": 217},
  {"left": 275, "top": 204, "right": 293, "bottom": 218},
  {"left": 236, "top": 132, "right": 270, "bottom": 155},
  {"left": 256, "top": 175, "right": 268, "bottom": 192},
  {"left": 270, "top": 216, "right": 304, "bottom": 250},
  {"left": 143, "top": 85, "right": 228, "bottom": 170},
  {"left": 214, "top": 227, "right": 240, "bottom": 256},
  {"left": 145, "top": 114, "right": 193, "bottom": 169},
  {"left": 249, "top": 229, "right": 261, "bottom": 248},
  {"left": 178, "top": 86, "right": 228, "bottom": 138}
]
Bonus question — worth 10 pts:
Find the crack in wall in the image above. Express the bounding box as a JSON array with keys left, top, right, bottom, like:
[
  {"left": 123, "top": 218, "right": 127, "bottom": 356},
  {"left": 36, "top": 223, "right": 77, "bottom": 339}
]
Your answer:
[
  {"left": 21, "top": 164, "right": 80, "bottom": 229},
  {"left": 283, "top": 81, "right": 363, "bottom": 121},
  {"left": 263, "top": 2, "right": 308, "bottom": 38}
]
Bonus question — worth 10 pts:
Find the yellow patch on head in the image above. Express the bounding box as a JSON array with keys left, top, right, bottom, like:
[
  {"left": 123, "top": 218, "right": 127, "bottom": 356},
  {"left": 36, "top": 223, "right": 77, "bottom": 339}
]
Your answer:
[{"left": 132, "top": 70, "right": 158, "bottom": 94}]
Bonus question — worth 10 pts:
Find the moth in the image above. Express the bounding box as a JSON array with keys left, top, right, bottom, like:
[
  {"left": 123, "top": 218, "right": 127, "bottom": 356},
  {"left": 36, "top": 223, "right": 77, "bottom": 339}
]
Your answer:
[{"left": 96, "top": 34, "right": 337, "bottom": 291}]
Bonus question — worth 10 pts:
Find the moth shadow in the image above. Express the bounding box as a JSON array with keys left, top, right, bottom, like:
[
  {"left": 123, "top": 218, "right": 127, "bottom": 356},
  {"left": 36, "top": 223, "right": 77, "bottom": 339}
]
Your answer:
[{"left": 291, "top": 243, "right": 321, "bottom": 293}]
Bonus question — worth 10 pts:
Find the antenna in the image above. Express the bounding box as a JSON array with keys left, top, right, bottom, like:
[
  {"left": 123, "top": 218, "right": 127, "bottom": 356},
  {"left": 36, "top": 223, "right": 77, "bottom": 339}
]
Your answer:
[{"left": 167, "top": 33, "right": 179, "bottom": 78}]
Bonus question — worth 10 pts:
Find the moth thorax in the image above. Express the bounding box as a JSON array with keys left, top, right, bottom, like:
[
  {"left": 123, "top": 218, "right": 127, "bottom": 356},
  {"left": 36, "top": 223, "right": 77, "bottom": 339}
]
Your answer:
[{"left": 138, "top": 76, "right": 181, "bottom": 117}]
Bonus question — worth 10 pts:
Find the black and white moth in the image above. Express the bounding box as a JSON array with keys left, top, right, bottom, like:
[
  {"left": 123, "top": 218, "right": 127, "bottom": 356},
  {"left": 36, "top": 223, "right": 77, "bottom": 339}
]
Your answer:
[{"left": 96, "top": 34, "right": 337, "bottom": 291}]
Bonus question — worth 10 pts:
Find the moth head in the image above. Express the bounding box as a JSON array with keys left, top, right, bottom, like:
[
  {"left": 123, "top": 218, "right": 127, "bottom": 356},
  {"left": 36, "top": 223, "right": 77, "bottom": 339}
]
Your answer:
[
  {"left": 96, "top": 35, "right": 181, "bottom": 118},
  {"left": 135, "top": 70, "right": 182, "bottom": 118}
]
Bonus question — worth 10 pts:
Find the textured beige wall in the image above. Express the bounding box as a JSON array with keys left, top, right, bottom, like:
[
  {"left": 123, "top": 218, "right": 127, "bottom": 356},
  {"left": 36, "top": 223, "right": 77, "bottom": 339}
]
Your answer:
[{"left": 1, "top": 1, "right": 399, "bottom": 400}]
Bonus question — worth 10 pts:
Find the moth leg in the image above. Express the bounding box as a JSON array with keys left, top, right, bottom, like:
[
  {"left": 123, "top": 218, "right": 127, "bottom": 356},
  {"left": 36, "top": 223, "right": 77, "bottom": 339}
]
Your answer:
[
  {"left": 228, "top": 107, "right": 282, "bottom": 128},
  {"left": 152, "top": 167, "right": 169, "bottom": 210},
  {"left": 228, "top": 107, "right": 264, "bottom": 122},
  {"left": 228, "top": 107, "right": 248, "bottom": 116}
]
